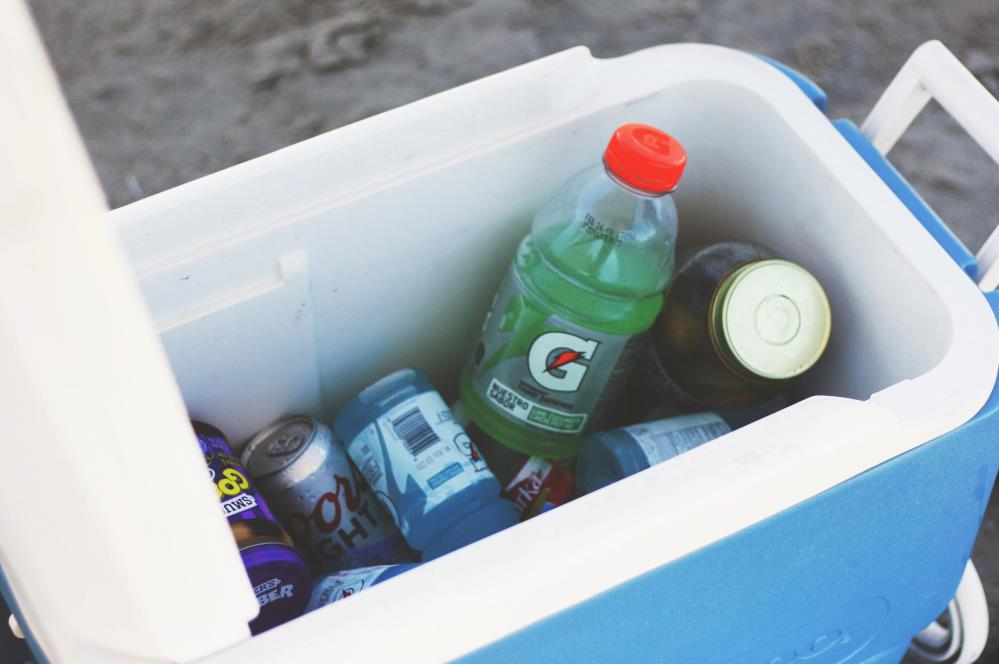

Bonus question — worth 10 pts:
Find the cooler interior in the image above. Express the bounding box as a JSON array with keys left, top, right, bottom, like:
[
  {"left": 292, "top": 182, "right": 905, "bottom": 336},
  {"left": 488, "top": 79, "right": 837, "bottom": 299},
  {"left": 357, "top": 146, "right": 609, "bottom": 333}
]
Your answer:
[{"left": 119, "top": 76, "right": 954, "bottom": 448}]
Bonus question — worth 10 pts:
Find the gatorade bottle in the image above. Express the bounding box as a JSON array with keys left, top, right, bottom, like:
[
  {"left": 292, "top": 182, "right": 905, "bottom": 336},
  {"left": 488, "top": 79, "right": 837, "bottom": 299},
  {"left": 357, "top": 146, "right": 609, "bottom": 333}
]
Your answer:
[
  {"left": 575, "top": 400, "right": 783, "bottom": 495},
  {"left": 460, "top": 123, "right": 687, "bottom": 460},
  {"left": 337, "top": 369, "right": 519, "bottom": 560}
]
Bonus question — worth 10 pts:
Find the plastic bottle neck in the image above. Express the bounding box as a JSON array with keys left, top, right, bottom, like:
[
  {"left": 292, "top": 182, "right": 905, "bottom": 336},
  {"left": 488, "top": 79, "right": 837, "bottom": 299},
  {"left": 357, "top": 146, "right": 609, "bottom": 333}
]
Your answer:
[{"left": 602, "top": 162, "right": 675, "bottom": 198}]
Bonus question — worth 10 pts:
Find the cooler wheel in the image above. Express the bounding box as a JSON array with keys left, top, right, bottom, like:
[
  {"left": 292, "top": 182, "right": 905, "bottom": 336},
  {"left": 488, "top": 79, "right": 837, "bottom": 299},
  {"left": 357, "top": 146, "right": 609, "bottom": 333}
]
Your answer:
[{"left": 907, "top": 559, "right": 988, "bottom": 663}]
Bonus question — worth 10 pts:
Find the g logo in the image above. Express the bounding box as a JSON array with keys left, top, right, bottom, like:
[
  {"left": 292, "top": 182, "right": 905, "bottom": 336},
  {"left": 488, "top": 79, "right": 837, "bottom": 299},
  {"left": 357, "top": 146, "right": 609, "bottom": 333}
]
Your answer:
[{"left": 528, "top": 332, "right": 599, "bottom": 392}]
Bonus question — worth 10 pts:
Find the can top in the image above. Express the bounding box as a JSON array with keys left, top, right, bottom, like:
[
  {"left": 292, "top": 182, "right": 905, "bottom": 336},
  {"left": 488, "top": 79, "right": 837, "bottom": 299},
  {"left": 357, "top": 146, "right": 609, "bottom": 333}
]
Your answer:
[
  {"left": 602, "top": 123, "right": 686, "bottom": 195},
  {"left": 712, "top": 259, "right": 831, "bottom": 381},
  {"left": 242, "top": 415, "right": 319, "bottom": 478}
]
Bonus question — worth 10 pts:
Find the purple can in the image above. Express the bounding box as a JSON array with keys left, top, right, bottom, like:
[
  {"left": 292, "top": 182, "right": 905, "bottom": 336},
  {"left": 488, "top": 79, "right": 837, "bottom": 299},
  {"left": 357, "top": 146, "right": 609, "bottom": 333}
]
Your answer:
[
  {"left": 193, "top": 421, "right": 312, "bottom": 634},
  {"left": 240, "top": 543, "right": 312, "bottom": 634}
]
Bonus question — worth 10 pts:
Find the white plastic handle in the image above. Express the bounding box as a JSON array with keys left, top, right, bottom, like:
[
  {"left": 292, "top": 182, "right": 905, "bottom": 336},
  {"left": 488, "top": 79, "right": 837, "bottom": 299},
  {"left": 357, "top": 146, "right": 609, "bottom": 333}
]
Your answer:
[{"left": 861, "top": 40, "right": 999, "bottom": 291}]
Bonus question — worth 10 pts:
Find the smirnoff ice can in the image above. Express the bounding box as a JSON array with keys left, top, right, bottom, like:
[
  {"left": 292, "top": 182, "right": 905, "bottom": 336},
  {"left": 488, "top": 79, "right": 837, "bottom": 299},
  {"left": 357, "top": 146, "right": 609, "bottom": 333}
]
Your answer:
[{"left": 462, "top": 417, "right": 575, "bottom": 520}]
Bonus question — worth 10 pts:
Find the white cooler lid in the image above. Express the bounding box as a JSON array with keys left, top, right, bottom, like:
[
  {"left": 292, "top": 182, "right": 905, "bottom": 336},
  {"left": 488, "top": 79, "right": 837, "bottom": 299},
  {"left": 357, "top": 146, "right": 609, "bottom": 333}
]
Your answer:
[{"left": 0, "top": 2, "right": 257, "bottom": 662}]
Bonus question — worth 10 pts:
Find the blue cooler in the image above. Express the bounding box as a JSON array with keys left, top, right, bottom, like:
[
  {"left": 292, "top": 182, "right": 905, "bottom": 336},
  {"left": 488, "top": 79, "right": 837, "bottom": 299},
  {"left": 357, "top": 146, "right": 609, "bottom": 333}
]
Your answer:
[{"left": 2, "top": 0, "right": 998, "bottom": 658}]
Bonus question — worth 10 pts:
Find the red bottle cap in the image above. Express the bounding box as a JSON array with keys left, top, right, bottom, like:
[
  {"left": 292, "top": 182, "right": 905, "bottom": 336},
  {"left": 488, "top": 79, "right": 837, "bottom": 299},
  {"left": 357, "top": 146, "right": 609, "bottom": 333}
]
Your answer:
[{"left": 603, "top": 124, "right": 687, "bottom": 195}]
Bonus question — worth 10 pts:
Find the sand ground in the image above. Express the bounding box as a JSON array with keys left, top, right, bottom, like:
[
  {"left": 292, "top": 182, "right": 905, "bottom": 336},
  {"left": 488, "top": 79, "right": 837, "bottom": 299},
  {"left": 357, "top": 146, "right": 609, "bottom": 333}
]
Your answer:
[{"left": 9, "top": 0, "right": 999, "bottom": 661}]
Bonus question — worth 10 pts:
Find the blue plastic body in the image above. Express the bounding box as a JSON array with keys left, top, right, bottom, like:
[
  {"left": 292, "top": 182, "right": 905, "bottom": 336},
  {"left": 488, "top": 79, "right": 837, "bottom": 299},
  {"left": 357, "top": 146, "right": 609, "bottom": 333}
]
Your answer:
[
  {"left": 458, "top": 66, "right": 999, "bottom": 664},
  {"left": 755, "top": 56, "right": 829, "bottom": 112},
  {"left": 335, "top": 368, "right": 518, "bottom": 559},
  {"left": 835, "top": 119, "right": 978, "bottom": 280}
]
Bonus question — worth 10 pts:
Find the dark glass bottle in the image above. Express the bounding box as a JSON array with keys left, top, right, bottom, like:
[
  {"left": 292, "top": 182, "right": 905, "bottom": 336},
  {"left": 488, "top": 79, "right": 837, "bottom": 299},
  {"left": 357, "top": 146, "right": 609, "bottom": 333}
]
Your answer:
[{"left": 637, "top": 242, "right": 831, "bottom": 409}]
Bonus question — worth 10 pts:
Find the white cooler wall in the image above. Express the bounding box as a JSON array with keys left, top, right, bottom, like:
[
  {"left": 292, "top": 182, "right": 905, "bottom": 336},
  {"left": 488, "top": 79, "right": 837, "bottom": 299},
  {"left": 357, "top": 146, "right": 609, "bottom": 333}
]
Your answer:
[{"left": 114, "top": 50, "right": 952, "bottom": 447}]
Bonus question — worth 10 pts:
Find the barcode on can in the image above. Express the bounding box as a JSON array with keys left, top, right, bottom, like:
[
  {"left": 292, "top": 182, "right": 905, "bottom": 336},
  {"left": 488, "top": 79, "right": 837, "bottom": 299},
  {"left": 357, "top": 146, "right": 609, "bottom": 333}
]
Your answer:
[{"left": 390, "top": 407, "right": 440, "bottom": 457}]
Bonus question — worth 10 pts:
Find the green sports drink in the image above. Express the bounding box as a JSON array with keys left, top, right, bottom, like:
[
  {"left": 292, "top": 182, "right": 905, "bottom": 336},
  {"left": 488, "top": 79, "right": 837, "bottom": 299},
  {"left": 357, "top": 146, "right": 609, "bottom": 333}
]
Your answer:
[{"left": 460, "top": 123, "right": 687, "bottom": 459}]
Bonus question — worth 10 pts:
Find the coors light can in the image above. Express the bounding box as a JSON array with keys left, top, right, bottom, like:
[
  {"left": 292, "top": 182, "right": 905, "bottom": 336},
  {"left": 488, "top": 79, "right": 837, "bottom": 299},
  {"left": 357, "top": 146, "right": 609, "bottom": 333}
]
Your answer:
[{"left": 242, "top": 415, "right": 415, "bottom": 573}]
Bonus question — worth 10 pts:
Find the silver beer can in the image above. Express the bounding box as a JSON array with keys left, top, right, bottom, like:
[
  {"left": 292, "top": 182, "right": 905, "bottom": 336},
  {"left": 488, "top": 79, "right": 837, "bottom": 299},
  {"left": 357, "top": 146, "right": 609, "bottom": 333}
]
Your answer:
[{"left": 242, "top": 415, "right": 415, "bottom": 573}]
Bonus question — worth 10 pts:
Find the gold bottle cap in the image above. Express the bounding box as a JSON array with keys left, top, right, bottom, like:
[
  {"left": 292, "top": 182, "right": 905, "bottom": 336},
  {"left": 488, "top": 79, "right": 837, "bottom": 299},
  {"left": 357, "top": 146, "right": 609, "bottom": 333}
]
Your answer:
[{"left": 712, "top": 259, "right": 831, "bottom": 381}]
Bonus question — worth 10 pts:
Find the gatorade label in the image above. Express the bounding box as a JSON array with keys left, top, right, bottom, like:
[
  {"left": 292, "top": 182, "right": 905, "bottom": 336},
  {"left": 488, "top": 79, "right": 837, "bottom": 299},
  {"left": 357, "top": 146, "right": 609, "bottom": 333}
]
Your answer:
[
  {"left": 347, "top": 392, "right": 491, "bottom": 538},
  {"left": 307, "top": 565, "right": 396, "bottom": 610},
  {"left": 621, "top": 412, "right": 730, "bottom": 465},
  {"left": 469, "top": 267, "right": 646, "bottom": 435}
]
